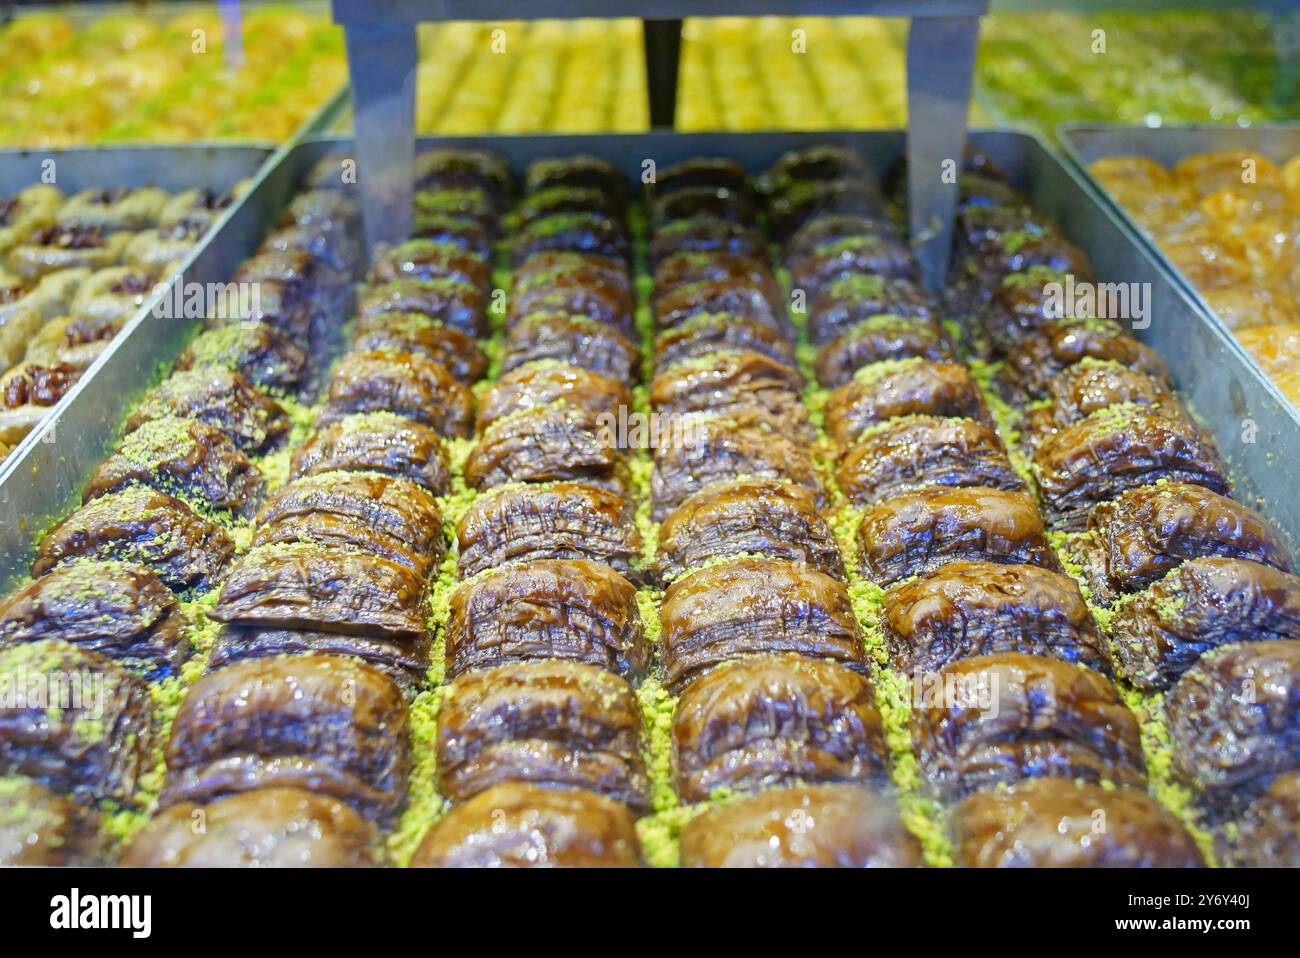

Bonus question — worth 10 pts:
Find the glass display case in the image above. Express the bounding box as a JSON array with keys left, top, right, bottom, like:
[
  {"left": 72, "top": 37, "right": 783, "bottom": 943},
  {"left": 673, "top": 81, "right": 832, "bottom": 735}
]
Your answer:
[{"left": 0, "top": 2, "right": 1298, "bottom": 882}]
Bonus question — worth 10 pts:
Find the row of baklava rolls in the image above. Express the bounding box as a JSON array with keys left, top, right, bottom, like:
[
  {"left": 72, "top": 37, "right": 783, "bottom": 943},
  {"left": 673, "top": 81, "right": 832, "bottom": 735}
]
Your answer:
[
  {"left": 433, "top": 144, "right": 1291, "bottom": 868},
  {"left": 0, "top": 183, "right": 244, "bottom": 461},
  {"left": 0, "top": 150, "right": 663, "bottom": 868},
  {"left": 404, "top": 154, "right": 652, "bottom": 867},
  {"left": 953, "top": 154, "right": 1300, "bottom": 866},
  {"left": 116, "top": 150, "right": 531, "bottom": 867},
  {"left": 0, "top": 159, "right": 370, "bottom": 865},
  {"left": 640, "top": 148, "right": 927, "bottom": 867}
]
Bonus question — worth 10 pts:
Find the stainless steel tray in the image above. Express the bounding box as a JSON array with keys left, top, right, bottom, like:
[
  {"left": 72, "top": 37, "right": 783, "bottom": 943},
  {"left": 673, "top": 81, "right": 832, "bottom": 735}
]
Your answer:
[
  {"left": 1057, "top": 122, "right": 1300, "bottom": 225},
  {"left": 1057, "top": 123, "right": 1300, "bottom": 317},
  {"left": 3, "top": 129, "right": 1297, "bottom": 593},
  {"left": 1057, "top": 124, "right": 1300, "bottom": 514},
  {"left": 0, "top": 144, "right": 275, "bottom": 591}
]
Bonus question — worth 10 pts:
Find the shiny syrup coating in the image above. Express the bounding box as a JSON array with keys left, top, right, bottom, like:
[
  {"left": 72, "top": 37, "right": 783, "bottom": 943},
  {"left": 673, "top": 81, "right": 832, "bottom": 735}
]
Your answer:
[
  {"left": 681, "top": 784, "right": 921, "bottom": 868},
  {"left": 162, "top": 655, "right": 410, "bottom": 823},
  {"left": 411, "top": 783, "right": 641, "bottom": 868}
]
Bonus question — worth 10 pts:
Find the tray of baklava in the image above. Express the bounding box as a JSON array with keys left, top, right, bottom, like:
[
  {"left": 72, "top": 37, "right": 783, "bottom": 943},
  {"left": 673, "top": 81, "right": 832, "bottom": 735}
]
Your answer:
[
  {"left": 1061, "top": 123, "right": 1300, "bottom": 424},
  {"left": 0, "top": 130, "right": 1296, "bottom": 868},
  {"left": 0, "top": 146, "right": 272, "bottom": 477}
]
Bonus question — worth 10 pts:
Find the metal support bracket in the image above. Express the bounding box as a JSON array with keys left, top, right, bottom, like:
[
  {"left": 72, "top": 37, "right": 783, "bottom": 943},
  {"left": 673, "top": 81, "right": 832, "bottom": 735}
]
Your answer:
[
  {"left": 906, "top": 15, "right": 982, "bottom": 292},
  {"left": 344, "top": 22, "right": 418, "bottom": 252},
  {"left": 644, "top": 19, "right": 684, "bottom": 129},
  {"left": 331, "top": 5, "right": 987, "bottom": 274}
]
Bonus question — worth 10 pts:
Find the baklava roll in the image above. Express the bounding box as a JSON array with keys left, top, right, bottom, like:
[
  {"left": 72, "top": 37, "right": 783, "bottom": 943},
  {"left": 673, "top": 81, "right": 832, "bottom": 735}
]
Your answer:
[
  {"left": 1033, "top": 405, "right": 1230, "bottom": 531},
  {"left": 952, "top": 779, "right": 1204, "bottom": 868},
  {"left": 291, "top": 411, "right": 450, "bottom": 495},
  {"left": 825, "top": 358, "right": 988, "bottom": 447},
  {"left": 815, "top": 314, "right": 956, "bottom": 389},
  {"left": 501, "top": 310, "right": 640, "bottom": 383},
  {"left": 476, "top": 361, "right": 631, "bottom": 435},
  {"left": 33, "top": 485, "right": 235, "bottom": 591},
  {"left": 1074, "top": 482, "right": 1293, "bottom": 602},
  {"left": 351, "top": 311, "right": 487, "bottom": 385},
  {"left": 672, "top": 654, "right": 887, "bottom": 801},
  {"left": 366, "top": 239, "right": 492, "bottom": 297},
  {"left": 913, "top": 652, "right": 1145, "bottom": 801},
  {"left": 807, "top": 275, "right": 934, "bottom": 346},
  {"left": 680, "top": 784, "right": 921, "bottom": 868},
  {"left": 175, "top": 322, "right": 308, "bottom": 392},
  {"left": 123, "top": 368, "right": 289, "bottom": 455},
  {"left": 253, "top": 470, "right": 444, "bottom": 576},
  {"left": 523, "top": 155, "right": 627, "bottom": 209},
  {"left": 653, "top": 311, "right": 796, "bottom": 370},
  {"left": 358, "top": 277, "right": 486, "bottom": 338},
  {"left": 67, "top": 265, "right": 157, "bottom": 335},
  {"left": 788, "top": 228, "right": 917, "bottom": 302},
  {"left": 445, "top": 559, "right": 646, "bottom": 680},
  {"left": 653, "top": 276, "right": 793, "bottom": 340},
  {"left": 464, "top": 402, "right": 626, "bottom": 492},
  {"left": 650, "top": 157, "right": 750, "bottom": 199},
  {"left": 0, "top": 639, "right": 156, "bottom": 805},
  {"left": 837, "top": 415, "right": 1023, "bottom": 508},
  {"left": 210, "top": 542, "right": 429, "bottom": 640},
  {"left": 0, "top": 184, "right": 63, "bottom": 257},
  {"left": 437, "top": 660, "right": 649, "bottom": 809},
  {"left": 516, "top": 185, "right": 625, "bottom": 230},
  {"left": 1168, "top": 640, "right": 1300, "bottom": 805},
  {"left": 83, "top": 416, "right": 262, "bottom": 517},
  {"left": 858, "top": 487, "right": 1059, "bottom": 586},
  {"left": 1020, "top": 358, "right": 1180, "bottom": 454},
  {"left": 318, "top": 349, "right": 474, "bottom": 438},
  {"left": 647, "top": 216, "right": 766, "bottom": 271},
  {"left": 653, "top": 477, "right": 844, "bottom": 584},
  {"left": 999, "top": 317, "right": 1169, "bottom": 403},
  {"left": 415, "top": 148, "right": 513, "bottom": 200},
  {"left": 1110, "top": 558, "right": 1300, "bottom": 691},
  {"left": 161, "top": 655, "right": 410, "bottom": 823},
  {"left": 660, "top": 557, "right": 864, "bottom": 692},
  {"left": 0, "top": 559, "right": 187, "bottom": 677},
  {"left": 0, "top": 777, "right": 100, "bottom": 866},
  {"left": 1228, "top": 772, "right": 1300, "bottom": 867},
  {"left": 882, "top": 560, "right": 1110, "bottom": 675},
  {"left": 456, "top": 481, "right": 639, "bottom": 579},
  {"left": 508, "top": 212, "right": 631, "bottom": 268},
  {"left": 122, "top": 787, "right": 380, "bottom": 868},
  {"left": 650, "top": 349, "right": 809, "bottom": 440}
]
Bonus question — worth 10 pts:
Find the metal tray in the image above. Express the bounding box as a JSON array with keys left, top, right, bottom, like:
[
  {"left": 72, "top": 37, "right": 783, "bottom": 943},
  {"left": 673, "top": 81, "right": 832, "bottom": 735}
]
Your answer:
[
  {"left": 0, "top": 144, "right": 274, "bottom": 590},
  {"left": 1057, "top": 122, "right": 1300, "bottom": 302},
  {"left": 3, "top": 129, "right": 1297, "bottom": 593},
  {"left": 0, "top": 144, "right": 272, "bottom": 196},
  {"left": 1057, "top": 124, "right": 1300, "bottom": 499}
]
